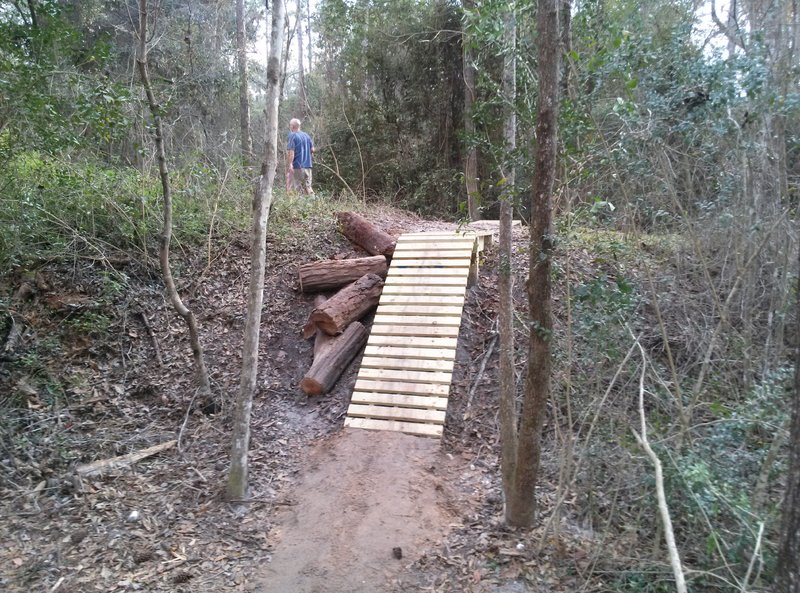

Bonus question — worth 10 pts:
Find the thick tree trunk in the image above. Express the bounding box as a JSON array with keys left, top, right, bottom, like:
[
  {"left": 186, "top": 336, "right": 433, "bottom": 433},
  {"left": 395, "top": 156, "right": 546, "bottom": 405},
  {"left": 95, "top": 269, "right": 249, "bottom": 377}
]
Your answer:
[
  {"left": 299, "top": 255, "right": 388, "bottom": 293},
  {"left": 236, "top": 0, "right": 253, "bottom": 165},
  {"left": 498, "top": 6, "right": 518, "bottom": 519},
  {"left": 336, "top": 212, "right": 396, "bottom": 257},
  {"left": 300, "top": 321, "right": 368, "bottom": 395},
  {"left": 226, "top": 0, "right": 286, "bottom": 502},
  {"left": 506, "top": 0, "right": 559, "bottom": 528},
  {"left": 776, "top": 252, "right": 800, "bottom": 591},
  {"left": 462, "top": 0, "right": 480, "bottom": 221},
  {"left": 136, "top": 0, "right": 212, "bottom": 400},
  {"left": 303, "top": 273, "right": 384, "bottom": 338}
]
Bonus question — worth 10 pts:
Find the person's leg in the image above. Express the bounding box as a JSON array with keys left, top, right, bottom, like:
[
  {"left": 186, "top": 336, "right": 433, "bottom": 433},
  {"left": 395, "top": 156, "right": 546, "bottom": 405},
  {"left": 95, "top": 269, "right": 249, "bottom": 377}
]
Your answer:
[
  {"left": 302, "top": 168, "right": 314, "bottom": 195},
  {"left": 292, "top": 168, "right": 304, "bottom": 193}
]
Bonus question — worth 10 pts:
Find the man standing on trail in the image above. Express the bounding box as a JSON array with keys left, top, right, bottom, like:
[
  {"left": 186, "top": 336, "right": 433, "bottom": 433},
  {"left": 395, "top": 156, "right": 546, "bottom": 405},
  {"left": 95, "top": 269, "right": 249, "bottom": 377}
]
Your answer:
[{"left": 286, "top": 118, "right": 314, "bottom": 195}]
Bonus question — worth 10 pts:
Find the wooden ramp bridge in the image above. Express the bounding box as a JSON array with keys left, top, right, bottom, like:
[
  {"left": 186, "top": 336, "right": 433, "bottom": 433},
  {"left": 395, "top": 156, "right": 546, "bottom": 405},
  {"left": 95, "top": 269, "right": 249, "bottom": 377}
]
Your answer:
[{"left": 344, "top": 230, "right": 491, "bottom": 438}]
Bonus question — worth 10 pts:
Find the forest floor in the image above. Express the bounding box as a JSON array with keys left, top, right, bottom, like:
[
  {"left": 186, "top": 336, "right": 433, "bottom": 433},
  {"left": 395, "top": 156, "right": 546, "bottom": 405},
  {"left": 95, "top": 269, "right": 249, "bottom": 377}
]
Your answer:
[{"left": 1, "top": 202, "right": 607, "bottom": 593}]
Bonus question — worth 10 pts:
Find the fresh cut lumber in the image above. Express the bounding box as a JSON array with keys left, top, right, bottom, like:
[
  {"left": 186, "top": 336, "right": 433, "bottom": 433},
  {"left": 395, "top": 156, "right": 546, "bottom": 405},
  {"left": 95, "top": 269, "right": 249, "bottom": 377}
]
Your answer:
[
  {"left": 300, "top": 321, "right": 368, "bottom": 395},
  {"left": 303, "top": 273, "right": 384, "bottom": 338},
  {"left": 298, "top": 255, "right": 388, "bottom": 293},
  {"left": 336, "top": 211, "right": 396, "bottom": 257}
]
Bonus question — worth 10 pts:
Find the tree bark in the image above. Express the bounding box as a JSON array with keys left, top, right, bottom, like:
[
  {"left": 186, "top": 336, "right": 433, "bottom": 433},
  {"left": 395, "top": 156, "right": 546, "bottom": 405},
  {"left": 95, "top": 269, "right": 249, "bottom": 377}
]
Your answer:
[
  {"left": 498, "top": 5, "right": 518, "bottom": 520},
  {"left": 226, "top": 0, "right": 286, "bottom": 502},
  {"left": 300, "top": 321, "right": 368, "bottom": 395},
  {"left": 312, "top": 295, "right": 334, "bottom": 358},
  {"left": 336, "top": 212, "right": 396, "bottom": 257},
  {"left": 776, "top": 248, "right": 800, "bottom": 591},
  {"left": 462, "top": 0, "right": 480, "bottom": 221},
  {"left": 236, "top": 0, "right": 253, "bottom": 165},
  {"left": 303, "top": 273, "right": 384, "bottom": 338},
  {"left": 506, "top": 0, "right": 559, "bottom": 528},
  {"left": 296, "top": 0, "right": 308, "bottom": 118},
  {"left": 136, "top": 0, "right": 212, "bottom": 400},
  {"left": 299, "top": 255, "right": 388, "bottom": 293}
]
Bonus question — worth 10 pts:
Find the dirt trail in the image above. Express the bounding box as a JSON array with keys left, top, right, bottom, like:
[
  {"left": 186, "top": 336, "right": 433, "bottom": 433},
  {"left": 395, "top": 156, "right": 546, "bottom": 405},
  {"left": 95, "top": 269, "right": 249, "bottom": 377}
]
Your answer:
[{"left": 257, "top": 428, "right": 453, "bottom": 593}]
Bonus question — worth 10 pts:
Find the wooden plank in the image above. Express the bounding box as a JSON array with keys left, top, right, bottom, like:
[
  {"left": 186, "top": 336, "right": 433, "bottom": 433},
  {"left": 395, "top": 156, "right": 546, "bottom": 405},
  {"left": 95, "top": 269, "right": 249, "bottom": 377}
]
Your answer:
[
  {"left": 369, "top": 324, "right": 461, "bottom": 338},
  {"left": 364, "top": 345, "right": 455, "bottom": 360},
  {"left": 377, "top": 305, "right": 463, "bottom": 316},
  {"left": 345, "top": 417, "right": 442, "bottom": 437},
  {"left": 354, "top": 378, "right": 451, "bottom": 396},
  {"left": 347, "top": 403, "right": 446, "bottom": 424},
  {"left": 357, "top": 368, "right": 453, "bottom": 384},
  {"left": 372, "top": 314, "right": 462, "bottom": 327},
  {"left": 393, "top": 245, "right": 474, "bottom": 254},
  {"left": 351, "top": 391, "right": 449, "bottom": 410},
  {"left": 398, "top": 233, "right": 476, "bottom": 239},
  {"left": 392, "top": 249, "right": 474, "bottom": 258},
  {"left": 360, "top": 356, "right": 454, "bottom": 372},
  {"left": 390, "top": 259, "right": 471, "bottom": 268},
  {"left": 383, "top": 276, "right": 467, "bottom": 286},
  {"left": 366, "top": 335, "right": 459, "bottom": 349},
  {"left": 387, "top": 268, "right": 470, "bottom": 277},
  {"left": 379, "top": 294, "right": 465, "bottom": 306},
  {"left": 381, "top": 285, "right": 466, "bottom": 296}
]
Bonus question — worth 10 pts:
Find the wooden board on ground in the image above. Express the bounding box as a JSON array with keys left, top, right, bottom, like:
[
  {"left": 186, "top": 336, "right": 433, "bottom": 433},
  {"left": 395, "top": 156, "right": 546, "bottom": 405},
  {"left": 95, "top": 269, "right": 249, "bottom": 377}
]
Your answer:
[
  {"left": 376, "top": 305, "right": 463, "bottom": 316},
  {"left": 364, "top": 346, "right": 455, "bottom": 360},
  {"left": 350, "top": 392, "right": 449, "bottom": 410},
  {"left": 381, "top": 285, "right": 466, "bottom": 296},
  {"left": 344, "top": 417, "right": 443, "bottom": 437},
  {"left": 372, "top": 314, "right": 463, "bottom": 327},
  {"left": 346, "top": 404, "right": 446, "bottom": 424},
  {"left": 379, "top": 294, "right": 465, "bottom": 306},
  {"left": 354, "top": 378, "right": 451, "bottom": 396},
  {"left": 383, "top": 276, "right": 468, "bottom": 286},
  {"left": 369, "top": 324, "right": 461, "bottom": 338},
  {"left": 365, "top": 335, "right": 458, "bottom": 349},
  {"left": 360, "top": 356, "right": 454, "bottom": 372},
  {"left": 357, "top": 367, "right": 453, "bottom": 385}
]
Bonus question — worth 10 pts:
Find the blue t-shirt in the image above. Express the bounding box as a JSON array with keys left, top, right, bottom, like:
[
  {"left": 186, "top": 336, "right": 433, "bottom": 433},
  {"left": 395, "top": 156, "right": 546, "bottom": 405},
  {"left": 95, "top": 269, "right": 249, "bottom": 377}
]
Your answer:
[{"left": 287, "top": 131, "right": 313, "bottom": 169}]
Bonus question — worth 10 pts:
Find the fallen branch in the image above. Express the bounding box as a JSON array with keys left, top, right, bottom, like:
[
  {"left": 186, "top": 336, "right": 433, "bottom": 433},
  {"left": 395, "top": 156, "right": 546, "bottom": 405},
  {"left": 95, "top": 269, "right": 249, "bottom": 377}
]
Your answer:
[
  {"left": 137, "top": 310, "right": 163, "bottom": 366},
  {"left": 631, "top": 335, "right": 687, "bottom": 593},
  {"left": 464, "top": 331, "right": 498, "bottom": 420},
  {"left": 75, "top": 440, "right": 176, "bottom": 478}
]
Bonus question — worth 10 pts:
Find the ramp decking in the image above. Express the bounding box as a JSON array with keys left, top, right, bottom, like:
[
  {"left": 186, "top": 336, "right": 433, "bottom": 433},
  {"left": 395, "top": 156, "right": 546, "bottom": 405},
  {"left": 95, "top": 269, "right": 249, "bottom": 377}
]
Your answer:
[{"left": 344, "top": 231, "right": 486, "bottom": 437}]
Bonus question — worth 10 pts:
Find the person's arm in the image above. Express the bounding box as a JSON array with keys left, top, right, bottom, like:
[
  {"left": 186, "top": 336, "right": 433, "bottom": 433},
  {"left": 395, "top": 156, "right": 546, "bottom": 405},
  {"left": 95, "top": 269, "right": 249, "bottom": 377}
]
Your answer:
[{"left": 286, "top": 149, "right": 295, "bottom": 171}]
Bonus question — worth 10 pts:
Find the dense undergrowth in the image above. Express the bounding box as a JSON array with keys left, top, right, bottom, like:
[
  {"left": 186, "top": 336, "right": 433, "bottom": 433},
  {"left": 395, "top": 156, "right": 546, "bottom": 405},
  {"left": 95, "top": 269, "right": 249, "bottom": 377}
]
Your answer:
[{"left": 0, "top": 151, "right": 795, "bottom": 591}]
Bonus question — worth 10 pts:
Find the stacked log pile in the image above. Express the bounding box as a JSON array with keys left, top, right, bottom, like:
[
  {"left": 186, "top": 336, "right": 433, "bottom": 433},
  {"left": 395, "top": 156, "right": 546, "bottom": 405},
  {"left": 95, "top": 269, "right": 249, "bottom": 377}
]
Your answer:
[{"left": 299, "top": 213, "right": 397, "bottom": 396}]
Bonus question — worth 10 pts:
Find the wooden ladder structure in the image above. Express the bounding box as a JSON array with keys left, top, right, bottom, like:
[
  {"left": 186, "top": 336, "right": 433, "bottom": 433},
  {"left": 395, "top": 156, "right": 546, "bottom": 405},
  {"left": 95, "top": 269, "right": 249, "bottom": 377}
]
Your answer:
[{"left": 344, "top": 231, "right": 488, "bottom": 437}]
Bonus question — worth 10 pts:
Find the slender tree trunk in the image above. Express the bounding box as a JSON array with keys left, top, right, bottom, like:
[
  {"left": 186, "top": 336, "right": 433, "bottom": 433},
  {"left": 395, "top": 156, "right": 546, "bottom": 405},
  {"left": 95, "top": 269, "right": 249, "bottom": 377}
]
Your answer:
[
  {"left": 297, "top": 0, "right": 308, "bottom": 117},
  {"left": 775, "top": 246, "right": 800, "bottom": 591},
  {"left": 506, "top": 0, "right": 559, "bottom": 528},
  {"left": 237, "top": 0, "right": 253, "bottom": 165},
  {"left": 136, "top": 0, "right": 212, "bottom": 400},
  {"left": 462, "top": 0, "right": 480, "bottom": 221},
  {"left": 226, "top": 0, "right": 286, "bottom": 502},
  {"left": 498, "top": 5, "right": 517, "bottom": 520},
  {"left": 306, "top": 0, "right": 312, "bottom": 72}
]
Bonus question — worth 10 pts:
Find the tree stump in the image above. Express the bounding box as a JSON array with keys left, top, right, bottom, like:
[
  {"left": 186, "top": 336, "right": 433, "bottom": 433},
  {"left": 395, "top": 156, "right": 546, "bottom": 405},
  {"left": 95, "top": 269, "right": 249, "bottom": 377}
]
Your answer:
[
  {"left": 302, "top": 273, "right": 384, "bottom": 338},
  {"left": 299, "top": 255, "right": 388, "bottom": 293},
  {"left": 336, "top": 211, "right": 396, "bottom": 257},
  {"left": 300, "top": 321, "right": 368, "bottom": 395}
]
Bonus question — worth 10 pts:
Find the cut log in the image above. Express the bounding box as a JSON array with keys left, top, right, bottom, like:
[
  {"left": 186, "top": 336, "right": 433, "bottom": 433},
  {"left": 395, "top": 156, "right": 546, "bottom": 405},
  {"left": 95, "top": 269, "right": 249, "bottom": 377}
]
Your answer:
[
  {"left": 75, "top": 440, "right": 176, "bottom": 478},
  {"left": 312, "top": 295, "right": 334, "bottom": 358},
  {"left": 336, "top": 211, "right": 396, "bottom": 257},
  {"left": 303, "top": 273, "right": 384, "bottom": 338},
  {"left": 299, "top": 255, "right": 388, "bottom": 293},
  {"left": 300, "top": 322, "right": 368, "bottom": 395}
]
